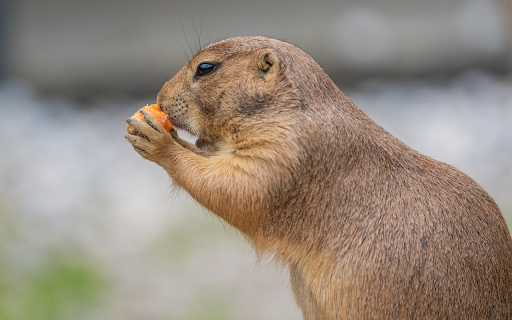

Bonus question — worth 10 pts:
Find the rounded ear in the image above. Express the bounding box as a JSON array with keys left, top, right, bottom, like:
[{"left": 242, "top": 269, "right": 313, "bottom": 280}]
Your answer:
[{"left": 255, "top": 49, "right": 279, "bottom": 74}]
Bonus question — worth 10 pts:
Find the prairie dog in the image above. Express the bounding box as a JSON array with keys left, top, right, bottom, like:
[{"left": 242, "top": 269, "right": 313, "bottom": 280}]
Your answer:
[{"left": 126, "top": 36, "right": 512, "bottom": 319}]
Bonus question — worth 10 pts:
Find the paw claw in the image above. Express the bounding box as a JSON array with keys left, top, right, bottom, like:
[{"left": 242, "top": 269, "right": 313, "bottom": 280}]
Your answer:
[
  {"left": 170, "top": 129, "right": 179, "bottom": 139},
  {"left": 140, "top": 110, "right": 166, "bottom": 133},
  {"left": 125, "top": 117, "right": 176, "bottom": 164}
]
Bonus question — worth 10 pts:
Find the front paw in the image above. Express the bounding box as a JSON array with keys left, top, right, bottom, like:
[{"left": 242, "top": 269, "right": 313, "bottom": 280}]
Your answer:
[{"left": 125, "top": 110, "right": 175, "bottom": 163}]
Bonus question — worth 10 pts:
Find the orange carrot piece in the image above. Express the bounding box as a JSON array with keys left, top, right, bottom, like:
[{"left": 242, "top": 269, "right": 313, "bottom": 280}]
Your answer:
[{"left": 127, "top": 104, "right": 172, "bottom": 134}]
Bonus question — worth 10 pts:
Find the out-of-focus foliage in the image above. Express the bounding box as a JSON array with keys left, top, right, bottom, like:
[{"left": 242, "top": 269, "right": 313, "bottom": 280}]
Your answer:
[{"left": 0, "top": 205, "right": 107, "bottom": 320}]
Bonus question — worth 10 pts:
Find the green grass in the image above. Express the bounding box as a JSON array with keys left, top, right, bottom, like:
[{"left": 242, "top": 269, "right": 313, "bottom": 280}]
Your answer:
[
  {"left": 0, "top": 201, "right": 107, "bottom": 320},
  {"left": 0, "top": 253, "right": 107, "bottom": 320}
]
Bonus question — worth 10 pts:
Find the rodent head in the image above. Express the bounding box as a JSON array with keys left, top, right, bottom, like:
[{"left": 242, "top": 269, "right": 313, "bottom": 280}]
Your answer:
[{"left": 156, "top": 37, "right": 302, "bottom": 151}]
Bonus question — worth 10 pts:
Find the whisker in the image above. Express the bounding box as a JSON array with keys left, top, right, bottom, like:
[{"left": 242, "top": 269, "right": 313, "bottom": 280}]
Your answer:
[
  {"left": 198, "top": 19, "right": 203, "bottom": 50},
  {"left": 179, "top": 42, "right": 190, "bottom": 62},
  {"left": 191, "top": 13, "right": 201, "bottom": 52},
  {"left": 179, "top": 14, "right": 194, "bottom": 59}
]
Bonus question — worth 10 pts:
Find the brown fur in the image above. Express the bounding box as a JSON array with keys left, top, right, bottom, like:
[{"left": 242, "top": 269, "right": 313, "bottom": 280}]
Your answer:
[{"left": 126, "top": 36, "right": 512, "bottom": 319}]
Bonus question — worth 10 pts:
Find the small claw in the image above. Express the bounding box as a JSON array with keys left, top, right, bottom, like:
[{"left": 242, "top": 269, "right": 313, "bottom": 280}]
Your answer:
[
  {"left": 170, "top": 128, "right": 180, "bottom": 139},
  {"left": 126, "top": 118, "right": 139, "bottom": 135},
  {"left": 133, "top": 146, "right": 151, "bottom": 158},
  {"left": 125, "top": 114, "right": 175, "bottom": 163},
  {"left": 126, "top": 117, "right": 160, "bottom": 141},
  {"left": 140, "top": 110, "right": 166, "bottom": 133},
  {"left": 124, "top": 133, "right": 136, "bottom": 142},
  {"left": 125, "top": 133, "right": 151, "bottom": 150},
  {"left": 126, "top": 117, "right": 143, "bottom": 131}
]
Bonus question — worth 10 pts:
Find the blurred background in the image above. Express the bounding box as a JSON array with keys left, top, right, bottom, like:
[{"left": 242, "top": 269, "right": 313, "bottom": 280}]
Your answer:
[{"left": 0, "top": 0, "right": 511, "bottom": 319}]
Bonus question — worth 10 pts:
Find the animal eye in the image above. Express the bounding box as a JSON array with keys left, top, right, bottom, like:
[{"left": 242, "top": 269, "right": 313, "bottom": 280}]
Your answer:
[{"left": 196, "top": 63, "right": 217, "bottom": 77}]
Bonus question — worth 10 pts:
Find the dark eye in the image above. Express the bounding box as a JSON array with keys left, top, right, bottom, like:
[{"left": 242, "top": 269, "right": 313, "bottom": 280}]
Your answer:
[{"left": 196, "top": 63, "right": 217, "bottom": 77}]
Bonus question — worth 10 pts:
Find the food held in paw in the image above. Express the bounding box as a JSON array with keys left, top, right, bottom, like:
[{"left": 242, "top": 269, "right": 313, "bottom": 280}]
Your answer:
[{"left": 126, "top": 104, "right": 172, "bottom": 134}]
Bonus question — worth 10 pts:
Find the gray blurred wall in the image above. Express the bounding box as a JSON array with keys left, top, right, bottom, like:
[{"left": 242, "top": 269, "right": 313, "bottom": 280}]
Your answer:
[
  {"left": 3, "top": 0, "right": 511, "bottom": 98},
  {"left": 0, "top": 0, "right": 8, "bottom": 79}
]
